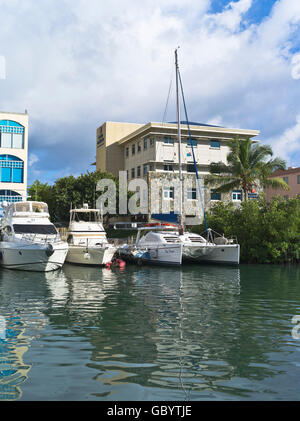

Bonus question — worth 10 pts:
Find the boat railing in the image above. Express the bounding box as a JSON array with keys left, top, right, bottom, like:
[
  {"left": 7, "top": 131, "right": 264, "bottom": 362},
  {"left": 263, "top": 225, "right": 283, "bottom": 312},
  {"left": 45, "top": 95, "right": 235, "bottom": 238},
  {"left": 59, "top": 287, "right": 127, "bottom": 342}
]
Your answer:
[
  {"left": 200, "top": 228, "right": 238, "bottom": 245},
  {"left": 19, "top": 233, "right": 63, "bottom": 244}
]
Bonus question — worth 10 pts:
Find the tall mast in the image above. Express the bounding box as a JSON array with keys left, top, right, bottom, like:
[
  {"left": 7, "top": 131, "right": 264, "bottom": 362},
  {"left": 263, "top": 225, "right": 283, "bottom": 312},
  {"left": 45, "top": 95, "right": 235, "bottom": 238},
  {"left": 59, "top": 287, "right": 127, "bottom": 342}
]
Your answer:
[{"left": 175, "top": 48, "right": 184, "bottom": 234}]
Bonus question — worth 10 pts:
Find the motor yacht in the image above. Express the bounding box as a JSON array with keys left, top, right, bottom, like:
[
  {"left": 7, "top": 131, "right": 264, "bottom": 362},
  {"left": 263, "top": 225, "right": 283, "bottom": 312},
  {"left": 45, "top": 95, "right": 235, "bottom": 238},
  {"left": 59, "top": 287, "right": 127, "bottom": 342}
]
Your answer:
[
  {"left": 0, "top": 201, "right": 68, "bottom": 271},
  {"left": 65, "top": 204, "right": 116, "bottom": 266}
]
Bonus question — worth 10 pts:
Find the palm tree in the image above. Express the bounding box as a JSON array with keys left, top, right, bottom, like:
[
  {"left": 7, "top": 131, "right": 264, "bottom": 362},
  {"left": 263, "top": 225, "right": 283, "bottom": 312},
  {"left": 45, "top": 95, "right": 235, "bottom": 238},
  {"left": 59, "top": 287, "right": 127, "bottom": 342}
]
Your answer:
[{"left": 205, "top": 137, "right": 289, "bottom": 201}]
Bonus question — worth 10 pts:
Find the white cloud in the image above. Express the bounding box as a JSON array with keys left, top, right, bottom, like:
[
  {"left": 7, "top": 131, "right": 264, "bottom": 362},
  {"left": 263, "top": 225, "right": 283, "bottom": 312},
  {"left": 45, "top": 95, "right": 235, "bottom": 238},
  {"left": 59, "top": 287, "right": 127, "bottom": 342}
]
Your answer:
[
  {"left": 205, "top": 0, "right": 253, "bottom": 32},
  {"left": 291, "top": 54, "right": 300, "bottom": 80},
  {"left": 0, "top": 55, "right": 5, "bottom": 79},
  {"left": 28, "top": 153, "right": 39, "bottom": 167},
  {"left": 270, "top": 114, "right": 300, "bottom": 163},
  {"left": 0, "top": 0, "right": 300, "bottom": 183}
]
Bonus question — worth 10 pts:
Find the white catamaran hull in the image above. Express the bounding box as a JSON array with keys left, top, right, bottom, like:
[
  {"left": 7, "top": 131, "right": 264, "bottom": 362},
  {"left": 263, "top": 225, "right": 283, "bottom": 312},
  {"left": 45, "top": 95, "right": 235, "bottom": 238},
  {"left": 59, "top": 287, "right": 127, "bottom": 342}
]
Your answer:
[
  {"left": 66, "top": 245, "right": 116, "bottom": 266},
  {"left": 123, "top": 243, "right": 183, "bottom": 266},
  {"left": 183, "top": 244, "right": 240, "bottom": 265},
  {"left": 0, "top": 242, "right": 68, "bottom": 271}
]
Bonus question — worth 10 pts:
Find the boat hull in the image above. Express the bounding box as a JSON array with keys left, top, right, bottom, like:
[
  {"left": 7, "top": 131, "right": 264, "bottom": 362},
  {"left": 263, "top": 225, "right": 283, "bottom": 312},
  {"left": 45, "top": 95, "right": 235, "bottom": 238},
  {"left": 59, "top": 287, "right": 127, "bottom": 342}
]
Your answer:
[
  {"left": 0, "top": 241, "right": 68, "bottom": 272},
  {"left": 120, "top": 243, "right": 183, "bottom": 266},
  {"left": 66, "top": 245, "right": 116, "bottom": 266},
  {"left": 183, "top": 244, "right": 240, "bottom": 265}
]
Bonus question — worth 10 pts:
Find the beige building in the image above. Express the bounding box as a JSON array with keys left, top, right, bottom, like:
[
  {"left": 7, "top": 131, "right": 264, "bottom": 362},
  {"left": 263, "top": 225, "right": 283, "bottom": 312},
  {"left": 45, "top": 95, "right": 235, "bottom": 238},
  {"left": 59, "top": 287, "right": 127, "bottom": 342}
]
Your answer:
[
  {"left": 265, "top": 166, "right": 300, "bottom": 201},
  {"left": 96, "top": 120, "right": 259, "bottom": 222},
  {"left": 0, "top": 111, "right": 28, "bottom": 205}
]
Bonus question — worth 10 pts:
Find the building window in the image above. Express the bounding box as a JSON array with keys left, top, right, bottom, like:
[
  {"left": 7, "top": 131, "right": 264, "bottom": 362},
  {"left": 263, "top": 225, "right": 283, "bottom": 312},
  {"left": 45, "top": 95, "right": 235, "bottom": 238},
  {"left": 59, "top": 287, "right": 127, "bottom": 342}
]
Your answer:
[
  {"left": 0, "top": 190, "right": 22, "bottom": 203},
  {"left": 163, "top": 186, "right": 174, "bottom": 200},
  {"left": 187, "top": 188, "right": 197, "bottom": 200},
  {"left": 163, "top": 137, "right": 174, "bottom": 145},
  {"left": 131, "top": 168, "right": 135, "bottom": 179},
  {"left": 0, "top": 120, "right": 24, "bottom": 149},
  {"left": 132, "top": 144, "right": 135, "bottom": 156},
  {"left": 0, "top": 155, "right": 24, "bottom": 183},
  {"left": 137, "top": 166, "right": 141, "bottom": 177},
  {"left": 187, "top": 164, "right": 196, "bottom": 173},
  {"left": 210, "top": 140, "right": 220, "bottom": 149},
  {"left": 210, "top": 189, "right": 221, "bottom": 201},
  {"left": 149, "top": 164, "right": 154, "bottom": 171},
  {"left": 283, "top": 176, "right": 289, "bottom": 184},
  {"left": 125, "top": 147, "right": 129, "bottom": 158},
  {"left": 143, "top": 164, "right": 147, "bottom": 176},
  {"left": 137, "top": 142, "right": 141, "bottom": 153},
  {"left": 163, "top": 164, "right": 173, "bottom": 171},
  {"left": 144, "top": 137, "right": 148, "bottom": 150},
  {"left": 187, "top": 138, "right": 197, "bottom": 147},
  {"left": 150, "top": 137, "right": 155, "bottom": 147},
  {"left": 232, "top": 190, "right": 242, "bottom": 201},
  {"left": 298, "top": 175, "right": 300, "bottom": 184}
]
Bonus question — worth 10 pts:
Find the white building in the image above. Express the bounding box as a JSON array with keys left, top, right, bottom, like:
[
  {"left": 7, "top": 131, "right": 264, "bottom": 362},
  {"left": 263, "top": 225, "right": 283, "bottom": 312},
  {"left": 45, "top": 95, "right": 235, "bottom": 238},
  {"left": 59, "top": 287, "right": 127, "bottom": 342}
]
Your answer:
[{"left": 96, "top": 120, "right": 259, "bottom": 222}]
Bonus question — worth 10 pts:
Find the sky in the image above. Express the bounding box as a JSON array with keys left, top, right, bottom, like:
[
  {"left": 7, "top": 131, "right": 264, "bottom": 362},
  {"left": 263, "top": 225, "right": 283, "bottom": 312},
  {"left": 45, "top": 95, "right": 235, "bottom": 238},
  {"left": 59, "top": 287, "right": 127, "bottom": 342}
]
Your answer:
[{"left": 0, "top": 0, "right": 300, "bottom": 186}]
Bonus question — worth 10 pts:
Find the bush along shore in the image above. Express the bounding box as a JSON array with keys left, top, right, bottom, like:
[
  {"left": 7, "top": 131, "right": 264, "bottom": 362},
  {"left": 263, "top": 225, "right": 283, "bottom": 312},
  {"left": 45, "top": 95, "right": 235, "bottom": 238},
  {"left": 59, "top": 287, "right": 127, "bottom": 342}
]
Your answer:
[{"left": 190, "top": 195, "right": 300, "bottom": 264}]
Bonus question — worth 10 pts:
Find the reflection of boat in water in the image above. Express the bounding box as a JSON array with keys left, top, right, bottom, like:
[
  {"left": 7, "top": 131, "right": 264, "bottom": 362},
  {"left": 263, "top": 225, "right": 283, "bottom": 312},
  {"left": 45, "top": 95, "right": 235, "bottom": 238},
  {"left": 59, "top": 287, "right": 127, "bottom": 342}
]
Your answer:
[
  {"left": 66, "top": 204, "right": 116, "bottom": 266},
  {"left": 0, "top": 201, "right": 68, "bottom": 271}
]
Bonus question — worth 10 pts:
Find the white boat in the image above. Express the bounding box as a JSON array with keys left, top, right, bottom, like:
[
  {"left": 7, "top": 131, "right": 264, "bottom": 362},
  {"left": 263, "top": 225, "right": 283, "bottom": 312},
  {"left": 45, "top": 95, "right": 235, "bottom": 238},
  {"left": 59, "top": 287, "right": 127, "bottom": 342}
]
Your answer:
[
  {"left": 65, "top": 204, "right": 116, "bottom": 266},
  {"left": 179, "top": 229, "right": 240, "bottom": 265},
  {"left": 0, "top": 201, "right": 68, "bottom": 271},
  {"left": 119, "top": 226, "right": 183, "bottom": 266},
  {"left": 171, "top": 48, "right": 240, "bottom": 265}
]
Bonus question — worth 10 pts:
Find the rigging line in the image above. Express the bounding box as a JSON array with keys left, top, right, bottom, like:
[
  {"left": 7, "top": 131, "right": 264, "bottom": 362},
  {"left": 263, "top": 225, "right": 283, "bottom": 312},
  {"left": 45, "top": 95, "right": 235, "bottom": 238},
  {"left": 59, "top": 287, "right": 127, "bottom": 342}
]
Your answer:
[
  {"left": 161, "top": 69, "right": 173, "bottom": 125},
  {"left": 177, "top": 69, "right": 208, "bottom": 232}
]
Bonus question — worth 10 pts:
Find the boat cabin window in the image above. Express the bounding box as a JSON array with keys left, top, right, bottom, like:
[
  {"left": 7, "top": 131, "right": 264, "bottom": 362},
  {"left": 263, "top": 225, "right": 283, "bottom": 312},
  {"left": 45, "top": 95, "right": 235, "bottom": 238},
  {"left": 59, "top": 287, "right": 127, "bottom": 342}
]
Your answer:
[
  {"left": 72, "top": 211, "right": 100, "bottom": 223},
  {"left": 13, "top": 224, "right": 57, "bottom": 234},
  {"left": 14, "top": 202, "right": 31, "bottom": 212},
  {"left": 32, "top": 202, "right": 48, "bottom": 213}
]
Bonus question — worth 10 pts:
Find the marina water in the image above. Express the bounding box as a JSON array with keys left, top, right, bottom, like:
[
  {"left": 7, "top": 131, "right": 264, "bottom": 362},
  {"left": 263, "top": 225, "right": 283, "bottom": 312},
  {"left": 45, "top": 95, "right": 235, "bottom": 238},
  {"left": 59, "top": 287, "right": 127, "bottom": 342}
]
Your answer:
[{"left": 0, "top": 263, "right": 300, "bottom": 401}]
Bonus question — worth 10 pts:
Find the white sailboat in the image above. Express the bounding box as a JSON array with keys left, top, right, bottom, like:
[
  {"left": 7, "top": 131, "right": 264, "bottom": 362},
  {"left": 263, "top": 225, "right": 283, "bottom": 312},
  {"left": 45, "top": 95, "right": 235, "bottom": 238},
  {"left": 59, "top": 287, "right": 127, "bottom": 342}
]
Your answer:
[
  {"left": 65, "top": 204, "right": 116, "bottom": 266},
  {"left": 0, "top": 201, "right": 68, "bottom": 271},
  {"left": 152, "top": 49, "right": 240, "bottom": 265}
]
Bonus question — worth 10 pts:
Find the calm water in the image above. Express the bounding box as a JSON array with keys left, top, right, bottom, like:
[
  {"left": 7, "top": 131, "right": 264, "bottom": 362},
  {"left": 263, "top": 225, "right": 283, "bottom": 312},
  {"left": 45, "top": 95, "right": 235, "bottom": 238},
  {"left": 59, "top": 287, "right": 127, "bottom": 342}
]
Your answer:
[{"left": 0, "top": 262, "right": 300, "bottom": 401}]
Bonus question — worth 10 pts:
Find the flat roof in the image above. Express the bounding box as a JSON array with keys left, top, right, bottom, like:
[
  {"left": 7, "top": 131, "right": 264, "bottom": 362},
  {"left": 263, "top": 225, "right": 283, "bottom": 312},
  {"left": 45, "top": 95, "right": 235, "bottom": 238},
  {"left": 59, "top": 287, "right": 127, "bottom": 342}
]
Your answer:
[
  {"left": 118, "top": 121, "right": 260, "bottom": 145},
  {"left": 0, "top": 110, "right": 28, "bottom": 116}
]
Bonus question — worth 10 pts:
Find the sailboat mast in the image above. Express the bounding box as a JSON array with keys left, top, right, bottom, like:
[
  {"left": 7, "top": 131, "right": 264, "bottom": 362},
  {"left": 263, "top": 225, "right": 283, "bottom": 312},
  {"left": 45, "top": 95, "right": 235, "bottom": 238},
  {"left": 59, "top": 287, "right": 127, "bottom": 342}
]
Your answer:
[{"left": 175, "top": 49, "right": 184, "bottom": 234}]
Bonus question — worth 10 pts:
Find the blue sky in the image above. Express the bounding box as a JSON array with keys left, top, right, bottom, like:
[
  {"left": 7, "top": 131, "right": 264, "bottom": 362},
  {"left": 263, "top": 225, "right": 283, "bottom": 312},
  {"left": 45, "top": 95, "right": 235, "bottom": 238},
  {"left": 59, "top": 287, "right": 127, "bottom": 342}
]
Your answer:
[{"left": 0, "top": 0, "right": 300, "bottom": 186}]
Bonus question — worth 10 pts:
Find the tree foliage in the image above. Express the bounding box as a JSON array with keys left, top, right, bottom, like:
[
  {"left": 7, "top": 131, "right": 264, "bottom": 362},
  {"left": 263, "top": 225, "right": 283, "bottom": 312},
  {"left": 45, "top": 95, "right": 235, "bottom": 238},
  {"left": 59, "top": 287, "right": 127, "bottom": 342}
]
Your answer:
[
  {"left": 205, "top": 137, "right": 289, "bottom": 200},
  {"left": 191, "top": 195, "right": 300, "bottom": 264},
  {"left": 28, "top": 171, "right": 119, "bottom": 224}
]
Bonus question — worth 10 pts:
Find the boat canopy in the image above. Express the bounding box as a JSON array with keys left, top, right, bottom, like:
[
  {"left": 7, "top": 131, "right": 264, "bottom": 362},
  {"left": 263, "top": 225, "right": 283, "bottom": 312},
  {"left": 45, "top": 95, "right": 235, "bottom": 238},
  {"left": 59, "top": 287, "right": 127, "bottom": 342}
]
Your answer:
[{"left": 7, "top": 201, "right": 49, "bottom": 215}]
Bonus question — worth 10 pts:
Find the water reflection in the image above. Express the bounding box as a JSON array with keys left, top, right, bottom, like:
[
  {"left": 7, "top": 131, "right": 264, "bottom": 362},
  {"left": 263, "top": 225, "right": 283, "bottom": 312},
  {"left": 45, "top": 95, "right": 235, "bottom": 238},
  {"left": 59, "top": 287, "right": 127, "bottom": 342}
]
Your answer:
[
  {"left": 44, "top": 264, "right": 243, "bottom": 398},
  {"left": 1, "top": 263, "right": 300, "bottom": 400},
  {"left": 0, "top": 269, "right": 50, "bottom": 400}
]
